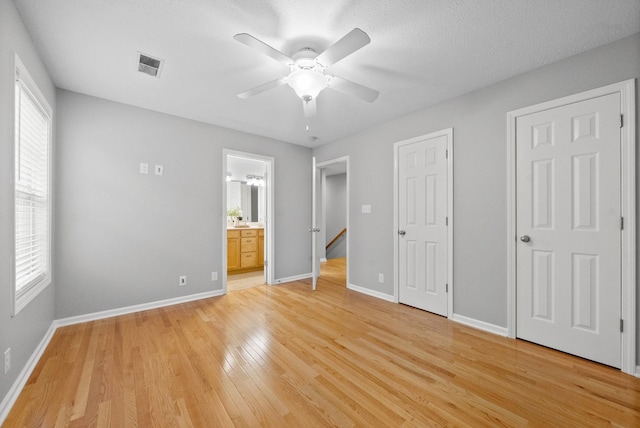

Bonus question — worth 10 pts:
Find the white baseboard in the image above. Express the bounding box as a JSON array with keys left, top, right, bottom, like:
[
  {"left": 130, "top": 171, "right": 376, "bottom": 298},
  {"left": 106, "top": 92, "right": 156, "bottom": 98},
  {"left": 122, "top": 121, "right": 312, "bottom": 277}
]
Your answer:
[
  {"left": 273, "top": 273, "right": 312, "bottom": 284},
  {"left": 0, "top": 323, "right": 56, "bottom": 425},
  {"left": 347, "top": 283, "right": 395, "bottom": 302},
  {"left": 452, "top": 313, "right": 509, "bottom": 337},
  {"left": 635, "top": 366, "right": 640, "bottom": 378},
  {"left": 55, "top": 289, "right": 225, "bottom": 328},
  {"left": 320, "top": 258, "right": 328, "bottom": 263}
]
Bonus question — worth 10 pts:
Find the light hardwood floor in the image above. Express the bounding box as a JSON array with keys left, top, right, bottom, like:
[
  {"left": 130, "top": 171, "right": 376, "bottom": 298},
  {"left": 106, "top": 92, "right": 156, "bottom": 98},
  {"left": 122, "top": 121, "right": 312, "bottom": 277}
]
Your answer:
[
  {"left": 227, "top": 270, "right": 265, "bottom": 291},
  {"left": 4, "top": 257, "right": 640, "bottom": 426}
]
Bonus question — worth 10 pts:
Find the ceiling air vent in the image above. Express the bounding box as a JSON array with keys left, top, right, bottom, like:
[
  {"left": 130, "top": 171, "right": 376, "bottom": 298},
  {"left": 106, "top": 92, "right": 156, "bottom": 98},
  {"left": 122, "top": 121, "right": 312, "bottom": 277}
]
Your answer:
[{"left": 137, "top": 52, "right": 164, "bottom": 77}]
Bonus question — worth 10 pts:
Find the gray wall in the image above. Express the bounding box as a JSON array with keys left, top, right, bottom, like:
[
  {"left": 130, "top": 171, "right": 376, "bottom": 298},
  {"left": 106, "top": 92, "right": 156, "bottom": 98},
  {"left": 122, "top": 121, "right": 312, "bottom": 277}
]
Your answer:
[
  {"left": 325, "top": 173, "right": 347, "bottom": 259},
  {"left": 55, "top": 90, "right": 311, "bottom": 318},
  {"left": 313, "top": 34, "right": 640, "bottom": 330},
  {"left": 0, "top": 0, "right": 56, "bottom": 408}
]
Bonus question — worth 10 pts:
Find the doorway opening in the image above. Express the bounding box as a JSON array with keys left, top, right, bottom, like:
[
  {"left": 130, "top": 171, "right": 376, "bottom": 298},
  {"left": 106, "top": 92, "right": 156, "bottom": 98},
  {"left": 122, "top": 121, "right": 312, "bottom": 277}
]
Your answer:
[
  {"left": 223, "top": 150, "right": 274, "bottom": 292},
  {"left": 316, "top": 157, "right": 349, "bottom": 287}
]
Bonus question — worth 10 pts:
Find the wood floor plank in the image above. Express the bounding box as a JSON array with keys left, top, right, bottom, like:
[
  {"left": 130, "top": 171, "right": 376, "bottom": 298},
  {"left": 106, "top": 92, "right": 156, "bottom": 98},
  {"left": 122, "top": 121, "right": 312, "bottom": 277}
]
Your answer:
[{"left": 4, "top": 257, "right": 640, "bottom": 427}]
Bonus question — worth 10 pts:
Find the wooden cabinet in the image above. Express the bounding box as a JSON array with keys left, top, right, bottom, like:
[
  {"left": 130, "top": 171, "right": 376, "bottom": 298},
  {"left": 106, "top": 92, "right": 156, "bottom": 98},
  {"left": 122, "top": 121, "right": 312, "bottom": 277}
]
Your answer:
[
  {"left": 227, "top": 230, "right": 241, "bottom": 271},
  {"left": 227, "top": 228, "right": 264, "bottom": 272},
  {"left": 240, "top": 229, "right": 258, "bottom": 268}
]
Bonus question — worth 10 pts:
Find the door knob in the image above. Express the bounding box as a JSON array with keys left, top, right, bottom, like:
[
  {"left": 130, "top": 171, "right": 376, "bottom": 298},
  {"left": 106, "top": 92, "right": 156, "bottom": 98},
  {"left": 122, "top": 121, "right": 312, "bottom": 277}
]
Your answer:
[
  {"left": 520, "top": 235, "right": 530, "bottom": 243},
  {"left": 398, "top": 230, "right": 406, "bottom": 236}
]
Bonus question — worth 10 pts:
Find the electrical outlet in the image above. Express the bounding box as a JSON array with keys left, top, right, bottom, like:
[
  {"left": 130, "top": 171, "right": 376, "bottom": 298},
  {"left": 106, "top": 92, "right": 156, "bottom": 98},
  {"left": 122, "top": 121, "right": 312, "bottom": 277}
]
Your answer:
[
  {"left": 179, "top": 275, "right": 187, "bottom": 286},
  {"left": 211, "top": 271, "right": 218, "bottom": 281},
  {"left": 4, "top": 348, "right": 10, "bottom": 375},
  {"left": 378, "top": 273, "right": 384, "bottom": 283},
  {"left": 139, "top": 162, "right": 149, "bottom": 174}
]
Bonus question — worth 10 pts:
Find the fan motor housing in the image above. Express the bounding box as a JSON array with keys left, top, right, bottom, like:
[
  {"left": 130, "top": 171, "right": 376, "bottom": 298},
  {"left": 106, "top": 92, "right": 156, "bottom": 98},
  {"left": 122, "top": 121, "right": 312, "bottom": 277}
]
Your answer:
[{"left": 292, "top": 48, "right": 320, "bottom": 70}]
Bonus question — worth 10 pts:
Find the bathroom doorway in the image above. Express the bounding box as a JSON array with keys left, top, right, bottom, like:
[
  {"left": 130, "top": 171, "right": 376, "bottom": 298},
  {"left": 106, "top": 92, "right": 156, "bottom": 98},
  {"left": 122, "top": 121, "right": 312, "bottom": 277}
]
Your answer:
[{"left": 223, "top": 150, "right": 274, "bottom": 291}]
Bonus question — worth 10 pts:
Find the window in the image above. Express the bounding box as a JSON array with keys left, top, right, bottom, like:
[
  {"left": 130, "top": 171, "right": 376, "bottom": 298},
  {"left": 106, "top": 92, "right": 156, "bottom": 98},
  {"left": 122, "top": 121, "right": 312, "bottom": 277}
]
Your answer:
[{"left": 13, "top": 54, "right": 52, "bottom": 315}]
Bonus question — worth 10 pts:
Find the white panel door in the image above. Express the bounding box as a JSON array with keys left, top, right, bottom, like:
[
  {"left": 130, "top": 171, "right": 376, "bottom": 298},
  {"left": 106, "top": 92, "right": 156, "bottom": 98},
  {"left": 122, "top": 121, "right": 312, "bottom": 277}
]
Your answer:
[
  {"left": 398, "top": 135, "right": 448, "bottom": 316},
  {"left": 516, "top": 93, "right": 621, "bottom": 367}
]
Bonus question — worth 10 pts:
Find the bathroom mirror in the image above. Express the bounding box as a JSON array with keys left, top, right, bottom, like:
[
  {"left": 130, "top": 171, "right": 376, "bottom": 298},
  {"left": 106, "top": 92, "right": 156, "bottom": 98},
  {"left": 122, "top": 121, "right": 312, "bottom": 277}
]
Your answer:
[{"left": 227, "top": 181, "right": 258, "bottom": 222}]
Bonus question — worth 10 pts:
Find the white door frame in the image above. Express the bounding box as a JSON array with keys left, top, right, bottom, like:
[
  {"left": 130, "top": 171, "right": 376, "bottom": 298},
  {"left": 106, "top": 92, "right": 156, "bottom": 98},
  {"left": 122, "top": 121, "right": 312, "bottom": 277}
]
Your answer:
[
  {"left": 316, "top": 156, "right": 350, "bottom": 286},
  {"left": 506, "top": 79, "right": 636, "bottom": 375},
  {"left": 222, "top": 149, "right": 275, "bottom": 291},
  {"left": 393, "top": 129, "right": 454, "bottom": 318},
  {"left": 311, "top": 157, "right": 318, "bottom": 290}
]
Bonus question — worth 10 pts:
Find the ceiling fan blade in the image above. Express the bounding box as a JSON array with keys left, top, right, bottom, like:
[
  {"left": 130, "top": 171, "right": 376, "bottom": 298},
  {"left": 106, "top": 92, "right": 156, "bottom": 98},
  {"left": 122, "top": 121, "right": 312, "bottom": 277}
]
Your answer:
[
  {"left": 315, "top": 28, "right": 371, "bottom": 67},
  {"left": 303, "top": 98, "right": 317, "bottom": 118},
  {"left": 238, "top": 77, "right": 288, "bottom": 99},
  {"left": 328, "top": 75, "right": 379, "bottom": 103},
  {"left": 233, "top": 33, "right": 294, "bottom": 66}
]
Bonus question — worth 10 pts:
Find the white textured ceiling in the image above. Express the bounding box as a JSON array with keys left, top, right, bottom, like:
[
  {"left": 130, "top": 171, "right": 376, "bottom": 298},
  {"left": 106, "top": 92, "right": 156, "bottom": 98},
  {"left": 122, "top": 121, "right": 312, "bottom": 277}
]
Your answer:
[{"left": 14, "top": 0, "right": 640, "bottom": 148}]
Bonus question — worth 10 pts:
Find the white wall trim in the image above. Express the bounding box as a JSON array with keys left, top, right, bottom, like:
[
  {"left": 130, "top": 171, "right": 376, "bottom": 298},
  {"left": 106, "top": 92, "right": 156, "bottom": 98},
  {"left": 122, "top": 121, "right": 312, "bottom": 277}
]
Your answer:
[
  {"left": 446, "top": 130, "right": 454, "bottom": 319},
  {"left": 506, "top": 79, "right": 636, "bottom": 375},
  {"left": 348, "top": 283, "right": 395, "bottom": 302},
  {"left": 55, "top": 290, "right": 224, "bottom": 327},
  {"left": 393, "top": 128, "right": 454, "bottom": 317},
  {"left": 273, "top": 273, "right": 312, "bottom": 284},
  {"left": 635, "top": 366, "right": 640, "bottom": 378},
  {"left": 452, "top": 314, "right": 509, "bottom": 337},
  {"left": 0, "top": 323, "right": 56, "bottom": 425}
]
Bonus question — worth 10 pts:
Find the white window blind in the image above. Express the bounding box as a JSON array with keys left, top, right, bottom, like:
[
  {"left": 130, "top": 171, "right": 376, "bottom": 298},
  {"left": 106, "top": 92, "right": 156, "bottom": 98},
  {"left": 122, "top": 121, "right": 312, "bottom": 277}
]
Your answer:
[{"left": 14, "top": 61, "right": 52, "bottom": 311}]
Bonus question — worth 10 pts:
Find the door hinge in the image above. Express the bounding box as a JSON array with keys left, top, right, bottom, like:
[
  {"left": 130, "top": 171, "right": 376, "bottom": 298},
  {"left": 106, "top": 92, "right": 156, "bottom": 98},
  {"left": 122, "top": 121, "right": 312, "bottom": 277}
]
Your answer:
[
  {"left": 620, "top": 319, "right": 624, "bottom": 333},
  {"left": 620, "top": 114, "right": 624, "bottom": 128},
  {"left": 445, "top": 149, "right": 448, "bottom": 159},
  {"left": 264, "top": 260, "right": 268, "bottom": 267},
  {"left": 445, "top": 283, "right": 448, "bottom": 293},
  {"left": 621, "top": 217, "right": 624, "bottom": 230},
  {"left": 446, "top": 216, "right": 449, "bottom": 226}
]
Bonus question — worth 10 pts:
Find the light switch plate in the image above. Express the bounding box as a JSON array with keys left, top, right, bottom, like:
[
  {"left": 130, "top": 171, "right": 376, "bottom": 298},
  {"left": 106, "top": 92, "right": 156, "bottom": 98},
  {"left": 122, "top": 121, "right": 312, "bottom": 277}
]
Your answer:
[{"left": 155, "top": 164, "right": 164, "bottom": 176}]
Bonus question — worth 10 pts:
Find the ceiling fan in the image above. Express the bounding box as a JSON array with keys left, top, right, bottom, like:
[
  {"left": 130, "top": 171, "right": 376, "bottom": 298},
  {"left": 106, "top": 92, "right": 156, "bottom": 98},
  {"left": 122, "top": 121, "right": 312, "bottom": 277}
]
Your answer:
[{"left": 234, "top": 28, "right": 379, "bottom": 119}]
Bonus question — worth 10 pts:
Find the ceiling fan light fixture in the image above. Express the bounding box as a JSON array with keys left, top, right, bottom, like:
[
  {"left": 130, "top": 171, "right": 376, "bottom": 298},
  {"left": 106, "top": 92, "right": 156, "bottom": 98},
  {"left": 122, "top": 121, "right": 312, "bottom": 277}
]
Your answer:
[
  {"left": 287, "top": 69, "right": 329, "bottom": 100},
  {"left": 234, "top": 29, "right": 378, "bottom": 120}
]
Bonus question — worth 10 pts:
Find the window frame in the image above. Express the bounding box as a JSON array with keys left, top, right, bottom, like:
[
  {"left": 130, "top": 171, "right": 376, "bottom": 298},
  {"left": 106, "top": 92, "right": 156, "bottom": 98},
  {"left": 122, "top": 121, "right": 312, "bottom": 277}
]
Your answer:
[{"left": 12, "top": 53, "right": 53, "bottom": 316}]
